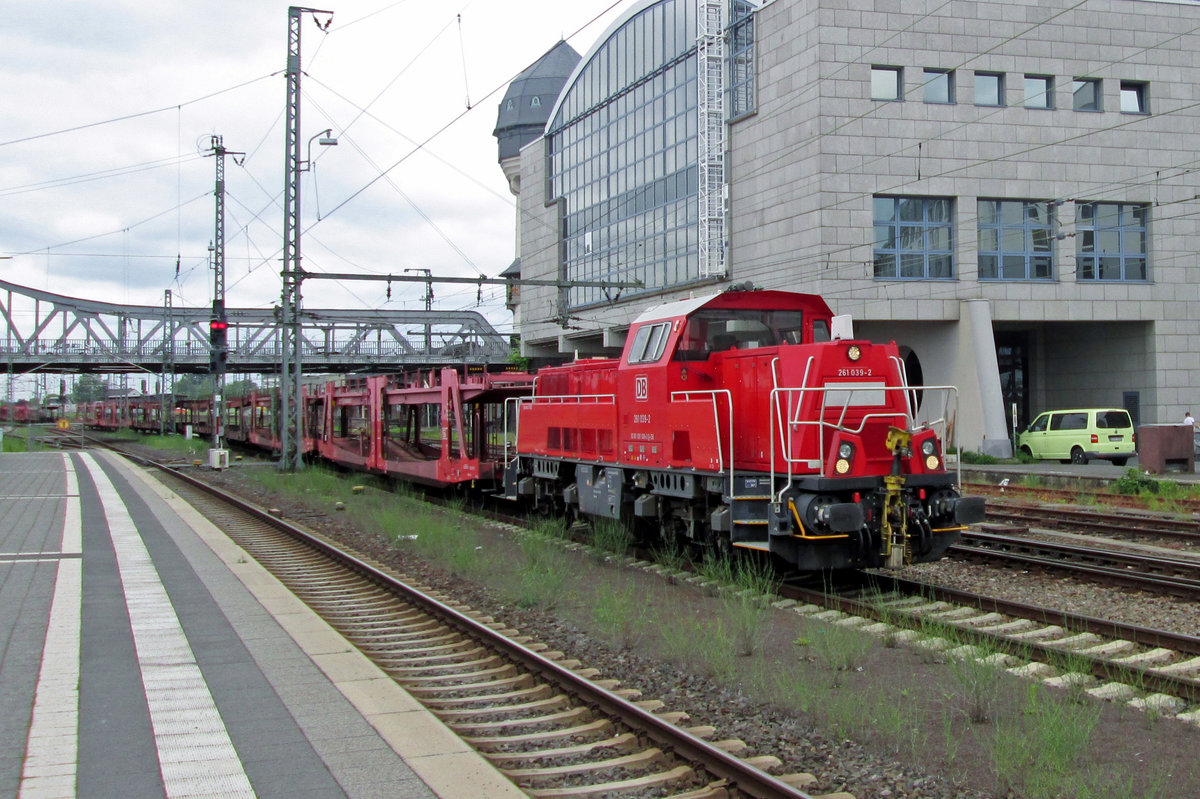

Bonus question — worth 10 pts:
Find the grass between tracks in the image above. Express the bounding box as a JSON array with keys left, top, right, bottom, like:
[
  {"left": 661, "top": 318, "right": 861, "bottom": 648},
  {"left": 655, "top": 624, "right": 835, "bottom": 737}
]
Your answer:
[{"left": 235, "top": 462, "right": 1187, "bottom": 799}]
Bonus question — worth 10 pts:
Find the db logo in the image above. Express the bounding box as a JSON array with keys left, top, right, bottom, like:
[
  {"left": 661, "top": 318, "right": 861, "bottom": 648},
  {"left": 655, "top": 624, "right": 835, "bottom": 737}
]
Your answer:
[{"left": 634, "top": 375, "right": 649, "bottom": 401}]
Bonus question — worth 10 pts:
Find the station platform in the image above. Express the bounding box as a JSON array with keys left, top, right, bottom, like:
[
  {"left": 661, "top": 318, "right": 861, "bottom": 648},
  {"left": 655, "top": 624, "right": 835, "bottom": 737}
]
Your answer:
[
  {"left": 0, "top": 450, "right": 525, "bottom": 799},
  {"left": 960, "top": 452, "right": 1200, "bottom": 487}
]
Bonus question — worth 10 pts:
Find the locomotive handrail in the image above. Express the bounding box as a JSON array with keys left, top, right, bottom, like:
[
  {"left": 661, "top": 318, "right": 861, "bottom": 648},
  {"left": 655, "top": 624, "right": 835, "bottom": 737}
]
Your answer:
[
  {"left": 502, "top": 392, "right": 618, "bottom": 469},
  {"left": 769, "top": 383, "right": 962, "bottom": 503},
  {"left": 890, "top": 354, "right": 920, "bottom": 419},
  {"left": 520, "top": 393, "right": 617, "bottom": 405},
  {"left": 669, "top": 389, "right": 734, "bottom": 478}
]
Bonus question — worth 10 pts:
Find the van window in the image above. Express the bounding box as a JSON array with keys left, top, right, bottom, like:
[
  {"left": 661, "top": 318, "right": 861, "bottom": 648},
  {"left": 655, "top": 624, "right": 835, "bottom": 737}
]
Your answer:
[
  {"left": 1028, "top": 414, "right": 1048, "bottom": 432},
  {"left": 1096, "top": 410, "right": 1132, "bottom": 429},
  {"left": 1051, "top": 412, "right": 1087, "bottom": 431}
]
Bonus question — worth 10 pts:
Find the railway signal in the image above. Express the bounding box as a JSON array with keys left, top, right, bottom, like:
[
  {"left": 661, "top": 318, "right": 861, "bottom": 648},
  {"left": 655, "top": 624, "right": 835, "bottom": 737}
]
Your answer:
[{"left": 209, "top": 315, "right": 228, "bottom": 375}]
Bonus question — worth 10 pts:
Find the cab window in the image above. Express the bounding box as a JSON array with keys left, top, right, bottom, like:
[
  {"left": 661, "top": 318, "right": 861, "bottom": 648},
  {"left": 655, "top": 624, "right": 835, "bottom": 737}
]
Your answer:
[
  {"left": 674, "top": 308, "right": 808, "bottom": 360},
  {"left": 628, "top": 322, "right": 671, "bottom": 364}
]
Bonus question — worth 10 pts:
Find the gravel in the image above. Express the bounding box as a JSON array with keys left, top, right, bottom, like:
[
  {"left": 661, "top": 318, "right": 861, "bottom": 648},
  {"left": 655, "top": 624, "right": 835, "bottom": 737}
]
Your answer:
[{"left": 171, "top": 457, "right": 1200, "bottom": 799}]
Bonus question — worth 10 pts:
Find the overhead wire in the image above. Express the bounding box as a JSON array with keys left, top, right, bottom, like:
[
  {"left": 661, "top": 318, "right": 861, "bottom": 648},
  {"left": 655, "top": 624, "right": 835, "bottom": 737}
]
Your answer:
[
  {"left": 522, "top": 1, "right": 1200, "bottom": 327},
  {"left": 0, "top": 73, "right": 277, "bottom": 149}
]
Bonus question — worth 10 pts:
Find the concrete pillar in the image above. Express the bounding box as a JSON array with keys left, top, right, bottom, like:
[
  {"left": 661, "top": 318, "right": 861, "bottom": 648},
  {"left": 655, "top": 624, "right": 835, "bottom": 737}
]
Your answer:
[{"left": 963, "top": 299, "right": 1012, "bottom": 457}]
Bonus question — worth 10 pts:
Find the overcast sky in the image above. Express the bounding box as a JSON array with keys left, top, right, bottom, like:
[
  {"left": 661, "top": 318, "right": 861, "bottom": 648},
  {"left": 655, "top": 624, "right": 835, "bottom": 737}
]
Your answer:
[{"left": 0, "top": 0, "right": 630, "bottom": 339}]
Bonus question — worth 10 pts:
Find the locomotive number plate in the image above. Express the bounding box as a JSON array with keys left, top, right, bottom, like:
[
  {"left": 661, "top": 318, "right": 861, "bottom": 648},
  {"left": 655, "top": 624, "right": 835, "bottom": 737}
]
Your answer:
[{"left": 837, "top": 368, "right": 873, "bottom": 377}]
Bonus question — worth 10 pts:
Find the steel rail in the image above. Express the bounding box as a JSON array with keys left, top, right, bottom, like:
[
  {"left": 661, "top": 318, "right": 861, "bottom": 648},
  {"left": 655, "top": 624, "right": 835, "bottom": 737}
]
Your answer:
[{"left": 113, "top": 446, "right": 821, "bottom": 799}]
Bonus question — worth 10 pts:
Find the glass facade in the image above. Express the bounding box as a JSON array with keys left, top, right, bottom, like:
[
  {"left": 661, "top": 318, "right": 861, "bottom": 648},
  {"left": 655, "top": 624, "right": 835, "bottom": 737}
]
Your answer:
[{"left": 547, "top": 0, "right": 701, "bottom": 309}]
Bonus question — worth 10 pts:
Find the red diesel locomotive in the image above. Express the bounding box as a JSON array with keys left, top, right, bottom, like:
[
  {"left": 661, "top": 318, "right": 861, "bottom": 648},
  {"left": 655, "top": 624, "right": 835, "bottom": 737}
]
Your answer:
[{"left": 505, "top": 288, "right": 985, "bottom": 570}]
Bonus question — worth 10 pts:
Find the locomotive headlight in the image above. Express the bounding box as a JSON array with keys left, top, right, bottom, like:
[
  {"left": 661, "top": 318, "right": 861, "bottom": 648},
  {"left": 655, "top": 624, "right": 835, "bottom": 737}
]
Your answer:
[
  {"left": 847, "top": 345, "right": 862, "bottom": 362},
  {"left": 838, "top": 442, "right": 854, "bottom": 459},
  {"left": 835, "top": 458, "right": 851, "bottom": 474},
  {"left": 920, "top": 439, "right": 939, "bottom": 469}
]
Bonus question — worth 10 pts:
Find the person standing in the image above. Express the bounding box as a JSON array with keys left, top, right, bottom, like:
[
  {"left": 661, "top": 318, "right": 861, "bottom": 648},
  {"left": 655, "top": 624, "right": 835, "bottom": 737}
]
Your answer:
[{"left": 1186, "top": 411, "right": 1197, "bottom": 428}]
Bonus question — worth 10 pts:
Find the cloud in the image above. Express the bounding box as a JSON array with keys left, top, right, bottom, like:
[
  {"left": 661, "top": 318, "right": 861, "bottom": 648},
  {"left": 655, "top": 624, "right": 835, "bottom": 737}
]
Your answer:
[{"left": 0, "top": 0, "right": 631, "bottom": 342}]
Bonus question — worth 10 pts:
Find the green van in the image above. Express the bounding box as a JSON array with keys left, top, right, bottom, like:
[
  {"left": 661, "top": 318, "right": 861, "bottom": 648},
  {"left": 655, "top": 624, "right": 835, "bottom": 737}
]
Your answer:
[{"left": 1016, "top": 408, "right": 1136, "bottom": 465}]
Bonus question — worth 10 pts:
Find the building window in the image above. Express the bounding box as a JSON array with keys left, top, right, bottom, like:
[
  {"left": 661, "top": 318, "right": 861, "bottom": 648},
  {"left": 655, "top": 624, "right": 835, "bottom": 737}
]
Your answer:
[
  {"left": 974, "top": 71, "right": 1004, "bottom": 107},
  {"left": 1023, "top": 74, "right": 1054, "bottom": 109},
  {"left": 923, "top": 68, "right": 954, "bottom": 104},
  {"left": 871, "top": 66, "right": 902, "bottom": 101},
  {"left": 1076, "top": 202, "right": 1148, "bottom": 281},
  {"left": 1072, "top": 78, "right": 1101, "bottom": 112},
  {"left": 728, "top": 1, "right": 756, "bottom": 119},
  {"left": 1120, "top": 81, "right": 1149, "bottom": 114},
  {"left": 977, "top": 199, "right": 1055, "bottom": 280},
  {"left": 873, "top": 196, "right": 955, "bottom": 280}
]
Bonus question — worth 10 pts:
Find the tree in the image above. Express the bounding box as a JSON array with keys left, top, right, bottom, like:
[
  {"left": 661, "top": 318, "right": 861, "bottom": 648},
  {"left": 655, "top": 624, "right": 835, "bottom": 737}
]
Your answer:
[
  {"left": 172, "top": 374, "right": 213, "bottom": 400},
  {"left": 72, "top": 374, "right": 108, "bottom": 403},
  {"left": 224, "top": 378, "right": 259, "bottom": 397}
]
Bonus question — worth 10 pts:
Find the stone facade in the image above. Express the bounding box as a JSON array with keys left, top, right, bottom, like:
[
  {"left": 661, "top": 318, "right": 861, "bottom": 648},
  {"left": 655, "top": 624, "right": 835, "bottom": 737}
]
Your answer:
[{"left": 508, "top": 0, "right": 1200, "bottom": 454}]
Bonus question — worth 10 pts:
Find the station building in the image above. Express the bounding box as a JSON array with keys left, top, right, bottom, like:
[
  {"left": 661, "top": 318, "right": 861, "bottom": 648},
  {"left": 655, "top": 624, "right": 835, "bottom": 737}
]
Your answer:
[{"left": 493, "top": 0, "right": 1200, "bottom": 456}]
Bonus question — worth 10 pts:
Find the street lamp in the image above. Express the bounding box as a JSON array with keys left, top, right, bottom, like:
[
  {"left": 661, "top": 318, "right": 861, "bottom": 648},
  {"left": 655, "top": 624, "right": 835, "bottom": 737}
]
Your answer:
[{"left": 304, "top": 128, "right": 338, "bottom": 169}]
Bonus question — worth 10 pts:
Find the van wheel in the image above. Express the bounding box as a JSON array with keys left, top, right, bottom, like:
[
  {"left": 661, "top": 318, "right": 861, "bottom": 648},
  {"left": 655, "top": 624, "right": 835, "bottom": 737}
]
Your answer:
[
  {"left": 1019, "top": 446, "right": 1032, "bottom": 458},
  {"left": 1071, "top": 447, "right": 1088, "bottom": 465},
  {"left": 1111, "top": 458, "right": 1128, "bottom": 467}
]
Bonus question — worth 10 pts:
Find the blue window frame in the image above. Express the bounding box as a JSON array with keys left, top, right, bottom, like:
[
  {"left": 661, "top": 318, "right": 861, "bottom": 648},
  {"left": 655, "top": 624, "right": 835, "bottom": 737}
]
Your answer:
[
  {"left": 871, "top": 66, "right": 902, "bottom": 101},
  {"left": 1075, "top": 202, "right": 1148, "bottom": 281},
  {"left": 977, "top": 200, "right": 1055, "bottom": 280},
  {"left": 1023, "top": 74, "right": 1054, "bottom": 109},
  {"left": 974, "top": 71, "right": 1004, "bottom": 106},
  {"left": 1120, "top": 81, "right": 1149, "bottom": 114},
  {"left": 923, "top": 69, "right": 954, "bottom": 104},
  {"left": 873, "top": 196, "right": 954, "bottom": 279},
  {"left": 1072, "top": 78, "right": 1101, "bottom": 112}
]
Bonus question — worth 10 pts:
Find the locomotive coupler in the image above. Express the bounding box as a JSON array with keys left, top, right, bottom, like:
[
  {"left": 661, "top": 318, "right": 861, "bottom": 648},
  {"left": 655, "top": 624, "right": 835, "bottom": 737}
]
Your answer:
[{"left": 882, "top": 427, "right": 915, "bottom": 567}]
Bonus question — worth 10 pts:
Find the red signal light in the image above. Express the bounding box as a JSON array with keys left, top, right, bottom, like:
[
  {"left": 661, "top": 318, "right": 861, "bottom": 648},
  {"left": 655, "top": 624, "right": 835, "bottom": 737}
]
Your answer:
[{"left": 210, "top": 320, "right": 228, "bottom": 330}]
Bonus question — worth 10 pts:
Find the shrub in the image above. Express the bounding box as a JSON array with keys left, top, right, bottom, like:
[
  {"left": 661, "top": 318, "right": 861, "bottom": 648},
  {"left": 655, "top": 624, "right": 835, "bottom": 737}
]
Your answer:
[{"left": 1112, "top": 468, "right": 1160, "bottom": 496}]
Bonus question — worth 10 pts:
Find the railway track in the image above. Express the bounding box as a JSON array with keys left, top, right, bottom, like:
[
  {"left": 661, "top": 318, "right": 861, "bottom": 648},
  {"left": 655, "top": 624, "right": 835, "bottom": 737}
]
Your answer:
[
  {"left": 778, "top": 575, "right": 1200, "bottom": 718},
  {"left": 966, "top": 479, "right": 1200, "bottom": 516},
  {"left": 132, "top": 456, "right": 843, "bottom": 799},
  {"left": 982, "top": 497, "right": 1200, "bottom": 545},
  {"left": 951, "top": 529, "right": 1200, "bottom": 598}
]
